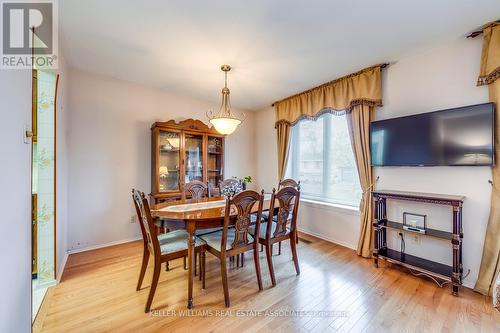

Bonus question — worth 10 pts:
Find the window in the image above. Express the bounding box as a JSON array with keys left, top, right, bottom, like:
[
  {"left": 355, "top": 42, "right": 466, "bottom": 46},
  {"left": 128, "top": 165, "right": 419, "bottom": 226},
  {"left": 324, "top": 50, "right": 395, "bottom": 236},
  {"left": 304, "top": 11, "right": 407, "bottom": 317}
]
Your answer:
[{"left": 285, "top": 113, "right": 362, "bottom": 207}]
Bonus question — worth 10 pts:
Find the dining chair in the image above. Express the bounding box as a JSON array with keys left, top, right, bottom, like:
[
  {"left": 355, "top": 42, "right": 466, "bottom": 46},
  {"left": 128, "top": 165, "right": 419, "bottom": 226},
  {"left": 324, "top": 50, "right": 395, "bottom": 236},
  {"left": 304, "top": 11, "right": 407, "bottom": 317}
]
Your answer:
[
  {"left": 249, "top": 186, "right": 301, "bottom": 286},
  {"left": 262, "top": 178, "right": 301, "bottom": 254},
  {"left": 278, "top": 178, "right": 300, "bottom": 190},
  {"left": 199, "top": 190, "right": 264, "bottom": 307},
  {"left": 183, "top": 181, "right": 224, "bottom": 238},
  {"left": 132, "top": 189, "right": 206, "bottom": 312},
  {"left": 183, "top": 180, "right": 208, "bottom": 199}
]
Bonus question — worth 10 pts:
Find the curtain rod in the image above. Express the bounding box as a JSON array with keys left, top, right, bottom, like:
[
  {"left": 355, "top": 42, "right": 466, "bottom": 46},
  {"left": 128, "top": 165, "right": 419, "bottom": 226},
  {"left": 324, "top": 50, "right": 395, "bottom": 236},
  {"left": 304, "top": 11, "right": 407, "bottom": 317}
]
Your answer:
[
  {"left": 271, "top": 63, "right": 389, "bottom": 107},
  {"left": 466, "top": 20, "right": 500, "bottom": 38}
]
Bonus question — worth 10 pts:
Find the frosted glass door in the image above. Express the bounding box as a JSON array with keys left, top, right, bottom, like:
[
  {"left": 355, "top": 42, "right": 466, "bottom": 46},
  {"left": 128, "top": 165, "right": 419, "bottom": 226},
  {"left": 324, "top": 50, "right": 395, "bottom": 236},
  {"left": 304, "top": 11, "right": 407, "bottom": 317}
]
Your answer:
[
  {"left": 158, "top": 131, "right": 181, "bottom": 192},
  {"left": 207, "top": 136, "right": 223, "bottom": 188},
  {"left": 184, "top": 133, "right": 204, "bottom": 183}
]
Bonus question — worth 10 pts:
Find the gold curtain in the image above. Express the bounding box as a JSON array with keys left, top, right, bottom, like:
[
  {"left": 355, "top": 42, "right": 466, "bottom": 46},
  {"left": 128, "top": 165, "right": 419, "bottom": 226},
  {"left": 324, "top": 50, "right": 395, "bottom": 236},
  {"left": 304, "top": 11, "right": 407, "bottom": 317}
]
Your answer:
[
  {"left": 274, "top": 65, "right": 382, "bottom": 256},
  {"left": 276, "top": 122, "right": 291, "bottom": 181},
  {"left": 274, "top": 65, "right": 382, "bottom": 127},
  {"left": 475, "top": 23, "right": 500, "bottom": 296},
  {"left": 347, "top": 104, "right": 375, "bottom": 258}
]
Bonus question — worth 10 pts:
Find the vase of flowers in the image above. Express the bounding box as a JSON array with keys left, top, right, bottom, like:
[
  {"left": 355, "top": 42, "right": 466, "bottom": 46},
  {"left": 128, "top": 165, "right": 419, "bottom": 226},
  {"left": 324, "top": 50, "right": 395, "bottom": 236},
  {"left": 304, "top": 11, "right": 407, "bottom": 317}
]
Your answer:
[{"left": 221, "top": 181, "right": 243, "bottom": 198}]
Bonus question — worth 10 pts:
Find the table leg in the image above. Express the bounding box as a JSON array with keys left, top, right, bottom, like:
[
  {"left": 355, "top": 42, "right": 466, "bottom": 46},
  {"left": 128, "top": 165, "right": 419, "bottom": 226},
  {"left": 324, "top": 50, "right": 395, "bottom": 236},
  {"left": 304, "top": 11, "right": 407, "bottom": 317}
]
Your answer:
[{"left": 187, "top": 222, "right": 195, "bottom": 309}]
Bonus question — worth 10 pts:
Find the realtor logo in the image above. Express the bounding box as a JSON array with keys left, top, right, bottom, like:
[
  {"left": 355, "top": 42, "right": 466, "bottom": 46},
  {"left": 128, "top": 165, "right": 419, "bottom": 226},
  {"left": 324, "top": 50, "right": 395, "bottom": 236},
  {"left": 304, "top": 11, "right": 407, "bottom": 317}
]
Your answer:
[{"left": 1, "top": 0, "right": 58, "bottom": 69}]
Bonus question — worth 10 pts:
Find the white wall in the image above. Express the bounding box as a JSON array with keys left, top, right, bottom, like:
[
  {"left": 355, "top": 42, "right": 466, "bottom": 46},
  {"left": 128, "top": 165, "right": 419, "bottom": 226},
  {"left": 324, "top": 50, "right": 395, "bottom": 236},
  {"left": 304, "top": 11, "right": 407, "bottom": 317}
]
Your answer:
[
  {"left": 67, "top": 68, "right": 256, "bottom": 251},
  {"left": 0, "top": 70, "right": 32, "bottom": 332},
  {"left": 255, "top": 37, "right": 491, "bottom": 287}
]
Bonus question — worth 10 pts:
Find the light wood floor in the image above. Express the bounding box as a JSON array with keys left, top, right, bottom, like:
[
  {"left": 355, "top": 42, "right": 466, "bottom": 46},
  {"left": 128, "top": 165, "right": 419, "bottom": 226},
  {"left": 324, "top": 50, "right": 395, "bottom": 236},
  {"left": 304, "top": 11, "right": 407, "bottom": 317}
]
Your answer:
[{"left": 34, "top": 233, "right": 499, "bottom": 333}]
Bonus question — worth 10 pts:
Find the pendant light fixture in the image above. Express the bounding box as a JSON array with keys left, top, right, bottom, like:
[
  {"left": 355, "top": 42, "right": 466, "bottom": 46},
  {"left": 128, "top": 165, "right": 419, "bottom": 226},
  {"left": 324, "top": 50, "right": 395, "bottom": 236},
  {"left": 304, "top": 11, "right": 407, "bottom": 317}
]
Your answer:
[{"left": 207, "top": 65, "right": 245, "bottom": 135}]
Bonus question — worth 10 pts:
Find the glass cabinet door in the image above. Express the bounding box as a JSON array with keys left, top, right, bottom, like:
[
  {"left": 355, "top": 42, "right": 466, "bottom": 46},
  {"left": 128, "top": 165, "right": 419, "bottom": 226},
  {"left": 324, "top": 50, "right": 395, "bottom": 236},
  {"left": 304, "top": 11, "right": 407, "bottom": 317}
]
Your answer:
[
  {"left": 207, "top": 136, "right": 223, "bottom": 188},
  {"left": 158, "top": 130, "right": 181, "bottom": 192},
  {"left": 184, "top": 133, "right": 204, "bottom": 183}
]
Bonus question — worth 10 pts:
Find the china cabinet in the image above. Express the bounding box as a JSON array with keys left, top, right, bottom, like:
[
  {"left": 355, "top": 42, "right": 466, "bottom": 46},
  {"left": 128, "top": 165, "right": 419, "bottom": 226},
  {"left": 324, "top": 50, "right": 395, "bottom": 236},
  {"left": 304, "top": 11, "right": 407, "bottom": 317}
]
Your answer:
[{"left": 151, "top": 119, "right": 225, "bottom": 203}]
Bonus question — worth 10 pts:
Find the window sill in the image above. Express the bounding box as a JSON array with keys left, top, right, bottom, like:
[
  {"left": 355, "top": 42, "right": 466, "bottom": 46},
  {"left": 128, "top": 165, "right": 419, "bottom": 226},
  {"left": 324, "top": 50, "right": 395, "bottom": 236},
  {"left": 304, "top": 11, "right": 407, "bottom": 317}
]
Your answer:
[{"left": 300, "top": 198, "right": 360, "bottom": 216}]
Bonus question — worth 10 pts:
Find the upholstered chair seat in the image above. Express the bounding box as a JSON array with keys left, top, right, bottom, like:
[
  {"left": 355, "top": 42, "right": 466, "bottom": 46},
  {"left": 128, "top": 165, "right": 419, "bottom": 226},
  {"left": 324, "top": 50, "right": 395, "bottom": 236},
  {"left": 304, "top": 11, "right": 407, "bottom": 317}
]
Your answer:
[
  {"left": 158, "top": 230, "right": 206, "bottom": 255},
  {"left": 200, "top": 229, "right": 255, "bottom": 252},
  {"left": 249, "top": 222, "right": 290, "bottom": 240},
  {"left": 195, "top": 227, "right": 224, "bottom": 236}
]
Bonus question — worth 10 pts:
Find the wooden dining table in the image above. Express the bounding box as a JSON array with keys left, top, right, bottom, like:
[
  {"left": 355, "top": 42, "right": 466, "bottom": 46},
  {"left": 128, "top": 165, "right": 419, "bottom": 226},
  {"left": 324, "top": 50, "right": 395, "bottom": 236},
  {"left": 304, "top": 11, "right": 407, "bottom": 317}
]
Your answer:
[{"left": 150, "top": 195, "right": 275, "bottom": 309}]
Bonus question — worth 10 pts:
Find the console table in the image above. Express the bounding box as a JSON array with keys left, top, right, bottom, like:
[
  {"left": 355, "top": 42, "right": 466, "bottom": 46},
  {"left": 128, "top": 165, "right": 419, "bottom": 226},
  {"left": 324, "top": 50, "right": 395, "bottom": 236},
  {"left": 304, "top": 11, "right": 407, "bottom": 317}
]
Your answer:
[{"left": 372, "top": 190, "right": 464, "bottom": 295}]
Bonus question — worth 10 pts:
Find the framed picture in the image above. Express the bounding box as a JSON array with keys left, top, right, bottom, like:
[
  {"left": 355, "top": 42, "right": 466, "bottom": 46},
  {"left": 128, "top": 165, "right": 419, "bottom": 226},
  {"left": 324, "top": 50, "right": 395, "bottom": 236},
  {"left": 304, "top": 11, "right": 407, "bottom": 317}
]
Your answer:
[{"left": 403, "top": 212, "right": 426, "bottom": 234}]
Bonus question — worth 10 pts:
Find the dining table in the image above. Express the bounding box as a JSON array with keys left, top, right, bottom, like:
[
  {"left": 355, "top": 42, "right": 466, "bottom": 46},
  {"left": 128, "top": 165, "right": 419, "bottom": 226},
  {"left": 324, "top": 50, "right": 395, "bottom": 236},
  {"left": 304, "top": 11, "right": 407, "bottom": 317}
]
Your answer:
[{"left": 150, "top": 194, "right": 275, "bottom": 309}]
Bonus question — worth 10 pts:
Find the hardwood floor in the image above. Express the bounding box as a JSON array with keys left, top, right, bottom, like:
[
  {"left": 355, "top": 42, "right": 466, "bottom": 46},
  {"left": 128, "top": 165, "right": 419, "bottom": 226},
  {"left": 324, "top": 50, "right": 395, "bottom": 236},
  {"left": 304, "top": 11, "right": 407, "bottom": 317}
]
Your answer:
[{"left": 34, "top": 233, "right": 499, "bottom": 333}]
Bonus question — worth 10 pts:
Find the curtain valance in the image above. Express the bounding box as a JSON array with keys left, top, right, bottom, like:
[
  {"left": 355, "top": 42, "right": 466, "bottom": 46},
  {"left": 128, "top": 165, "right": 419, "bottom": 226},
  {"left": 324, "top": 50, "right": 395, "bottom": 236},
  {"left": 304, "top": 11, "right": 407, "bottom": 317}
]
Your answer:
[
  {"left": 477, "top": 22, "right": 500, "bottom": 86},
  {"left": 274, "top": 65, "right": 383, "bottom": 127}
]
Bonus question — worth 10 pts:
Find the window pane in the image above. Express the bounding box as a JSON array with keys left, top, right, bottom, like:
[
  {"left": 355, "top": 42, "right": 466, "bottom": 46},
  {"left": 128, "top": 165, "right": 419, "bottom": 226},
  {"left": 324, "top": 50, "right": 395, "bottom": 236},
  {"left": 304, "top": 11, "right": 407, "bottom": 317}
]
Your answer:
[
  {"left": 297, "top": 116, "right": 323, "bottom": 198},
  {"left": 326, "top": 116, "right": 361, "bottom": 206},
  {"left": 287, "top": 113, "right": 361, "bottom": 207}
]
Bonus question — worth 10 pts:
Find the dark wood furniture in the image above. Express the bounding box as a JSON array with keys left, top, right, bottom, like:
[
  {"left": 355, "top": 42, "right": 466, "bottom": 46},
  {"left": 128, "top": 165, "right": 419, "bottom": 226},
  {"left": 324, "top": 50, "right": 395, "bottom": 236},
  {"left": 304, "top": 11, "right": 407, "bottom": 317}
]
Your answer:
[
  {"left": 183, "top": 180, "right": 208, "bottom": 199},
  {"left": 151, "top": 119, "right": 225, "bottom": 204},
  {"left": 279, "top": 178, "right": 300, "bottom": 189},
  {"left": 199, "top": 190, "right": 265, "bottom": 307},
  {"left": 132, "top": 189, "right": 206, "bottom": 312},
  {"left": 270, "top": 178, "right": 301, "bottom": 254},
  {"left": 250, "top": 186, "right": 301, "bottom": 286},
  {"left": 372, "top": 190, "right": 464, "bottom": 296},
  {"left": 150, "top": 195, "right": 277, "bottom": 308}
]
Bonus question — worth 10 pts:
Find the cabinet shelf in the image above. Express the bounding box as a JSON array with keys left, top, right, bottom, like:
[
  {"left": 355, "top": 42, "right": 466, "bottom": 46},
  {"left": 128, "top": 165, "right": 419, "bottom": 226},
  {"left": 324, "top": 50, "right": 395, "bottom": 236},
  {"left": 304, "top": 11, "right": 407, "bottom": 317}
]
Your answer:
[
  {"left": 378, "top": 219, "right": 452, "bottom": 240},
  {"left": 372, "top": 189, "right": 464, "bottom": 295},
  {"left": 378, "top": 248, "right": 452, "bottom": 281}
]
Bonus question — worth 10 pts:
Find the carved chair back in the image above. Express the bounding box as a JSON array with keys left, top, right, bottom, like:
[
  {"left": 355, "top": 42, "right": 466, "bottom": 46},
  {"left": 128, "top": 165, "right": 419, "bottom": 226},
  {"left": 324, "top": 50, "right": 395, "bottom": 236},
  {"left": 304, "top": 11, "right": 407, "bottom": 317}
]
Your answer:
[
  {"left": 184, "top": 180, "right": 208, "bottom": 199},
  {"left": 221, "top": 190, "right": 264, "bottom": 252},
  {"left": 132, "top": 189, "right": 160, "bottom": 256},
  {"left": 278, "top": 178, "right": 300, "bottom": 190},
  {"left": 267, "top": 186, "right": 301, "bottom": 239}
]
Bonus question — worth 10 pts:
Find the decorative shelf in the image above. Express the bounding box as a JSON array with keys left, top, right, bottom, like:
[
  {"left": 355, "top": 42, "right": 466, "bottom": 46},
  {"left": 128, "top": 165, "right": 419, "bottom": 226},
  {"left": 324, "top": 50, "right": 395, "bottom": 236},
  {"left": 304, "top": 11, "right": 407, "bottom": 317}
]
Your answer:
[
  {"left": 372, "top": 189, "right": 464, "bottom": 296},
  {"left": 378, "top": 248, "right": 452, "bottom": 281},
  {"left": 378, "top": 219, "right": 452, "bottom": 240},
  {"left": 159, "top": 149, "right": 180, "bottom": 153}
]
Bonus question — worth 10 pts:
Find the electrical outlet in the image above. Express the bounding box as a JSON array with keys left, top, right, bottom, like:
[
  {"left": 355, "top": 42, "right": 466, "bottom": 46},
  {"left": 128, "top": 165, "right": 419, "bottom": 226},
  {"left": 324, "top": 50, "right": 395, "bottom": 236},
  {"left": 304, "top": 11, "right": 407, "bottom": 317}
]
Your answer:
[
  {"left": 411, "top": 234, "right": 421, "bottom": 244},
  {"left": 130, "top": 215, "right": 137, "bottom": 223}
]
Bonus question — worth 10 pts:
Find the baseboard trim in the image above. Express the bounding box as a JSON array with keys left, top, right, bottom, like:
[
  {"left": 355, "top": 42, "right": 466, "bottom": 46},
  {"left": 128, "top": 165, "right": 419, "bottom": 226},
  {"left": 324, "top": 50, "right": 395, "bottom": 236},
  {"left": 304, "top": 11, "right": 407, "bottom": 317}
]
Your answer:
[
  {"left": 298, "top": 228, "right": 357, "bottom": 250},
  {"left": 67, "top": 236, "right": 142, "bottom": 255}
]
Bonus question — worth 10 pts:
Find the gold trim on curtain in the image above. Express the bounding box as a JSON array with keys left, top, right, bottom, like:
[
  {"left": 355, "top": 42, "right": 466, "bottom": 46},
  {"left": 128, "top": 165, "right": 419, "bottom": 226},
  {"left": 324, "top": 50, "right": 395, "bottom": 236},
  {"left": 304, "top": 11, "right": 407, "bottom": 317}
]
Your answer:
[
  {"left": 474, "top": 22, "right": 500, "bottom": 297},
  {"left": 347, "top": 104, "right": 375, "bottom": 258},
  {"left": 477, "top": 22, "right": 500, "bottom": 86},
  {"left": 276, "top": 122, "right": 291, "bottom": 181},
  {"left": 274, "top": 65, "right": 383, "bottom": 127}
]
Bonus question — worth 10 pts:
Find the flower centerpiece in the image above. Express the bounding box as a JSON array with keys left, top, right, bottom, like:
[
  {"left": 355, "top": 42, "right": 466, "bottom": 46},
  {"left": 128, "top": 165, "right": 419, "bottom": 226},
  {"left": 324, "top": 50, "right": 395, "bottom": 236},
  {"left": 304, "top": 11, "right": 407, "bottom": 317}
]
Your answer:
[{"left": 221, "top": 180, "right": 243, "bottom": 198}]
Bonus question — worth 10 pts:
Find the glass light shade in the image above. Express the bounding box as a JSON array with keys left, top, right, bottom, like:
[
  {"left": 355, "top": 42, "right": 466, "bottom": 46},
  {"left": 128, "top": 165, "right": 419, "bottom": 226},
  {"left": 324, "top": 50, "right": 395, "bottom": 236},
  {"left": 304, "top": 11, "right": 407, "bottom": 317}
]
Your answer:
[
  {"left": 158, "top": 166, "right": 169, "bottom": 176},
  {"left": 210, "top": 118, "right": 241, "bottom": 135}
]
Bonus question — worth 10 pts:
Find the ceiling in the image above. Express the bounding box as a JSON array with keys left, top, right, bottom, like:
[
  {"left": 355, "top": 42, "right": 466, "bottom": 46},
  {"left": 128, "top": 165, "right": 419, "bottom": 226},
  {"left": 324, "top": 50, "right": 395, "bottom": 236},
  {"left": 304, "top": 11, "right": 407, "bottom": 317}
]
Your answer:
[{"left": 60, "top": 1, "right": 500, "bottom": 111}]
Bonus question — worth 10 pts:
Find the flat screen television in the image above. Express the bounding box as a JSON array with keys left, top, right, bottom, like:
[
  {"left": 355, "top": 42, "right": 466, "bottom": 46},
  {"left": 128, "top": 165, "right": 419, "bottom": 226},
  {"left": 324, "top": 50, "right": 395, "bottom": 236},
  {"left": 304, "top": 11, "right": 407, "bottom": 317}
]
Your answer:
[{"left": 370, "top": 103, "right": 495, "bottom": 166}]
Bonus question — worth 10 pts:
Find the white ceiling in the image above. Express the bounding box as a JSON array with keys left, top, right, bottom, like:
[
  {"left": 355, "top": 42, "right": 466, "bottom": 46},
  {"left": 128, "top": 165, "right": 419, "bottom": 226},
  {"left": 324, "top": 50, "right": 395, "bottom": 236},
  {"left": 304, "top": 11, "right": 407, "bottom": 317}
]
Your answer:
[{"left": 60, "top": 0, "right": 500, "bottom": 111}]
